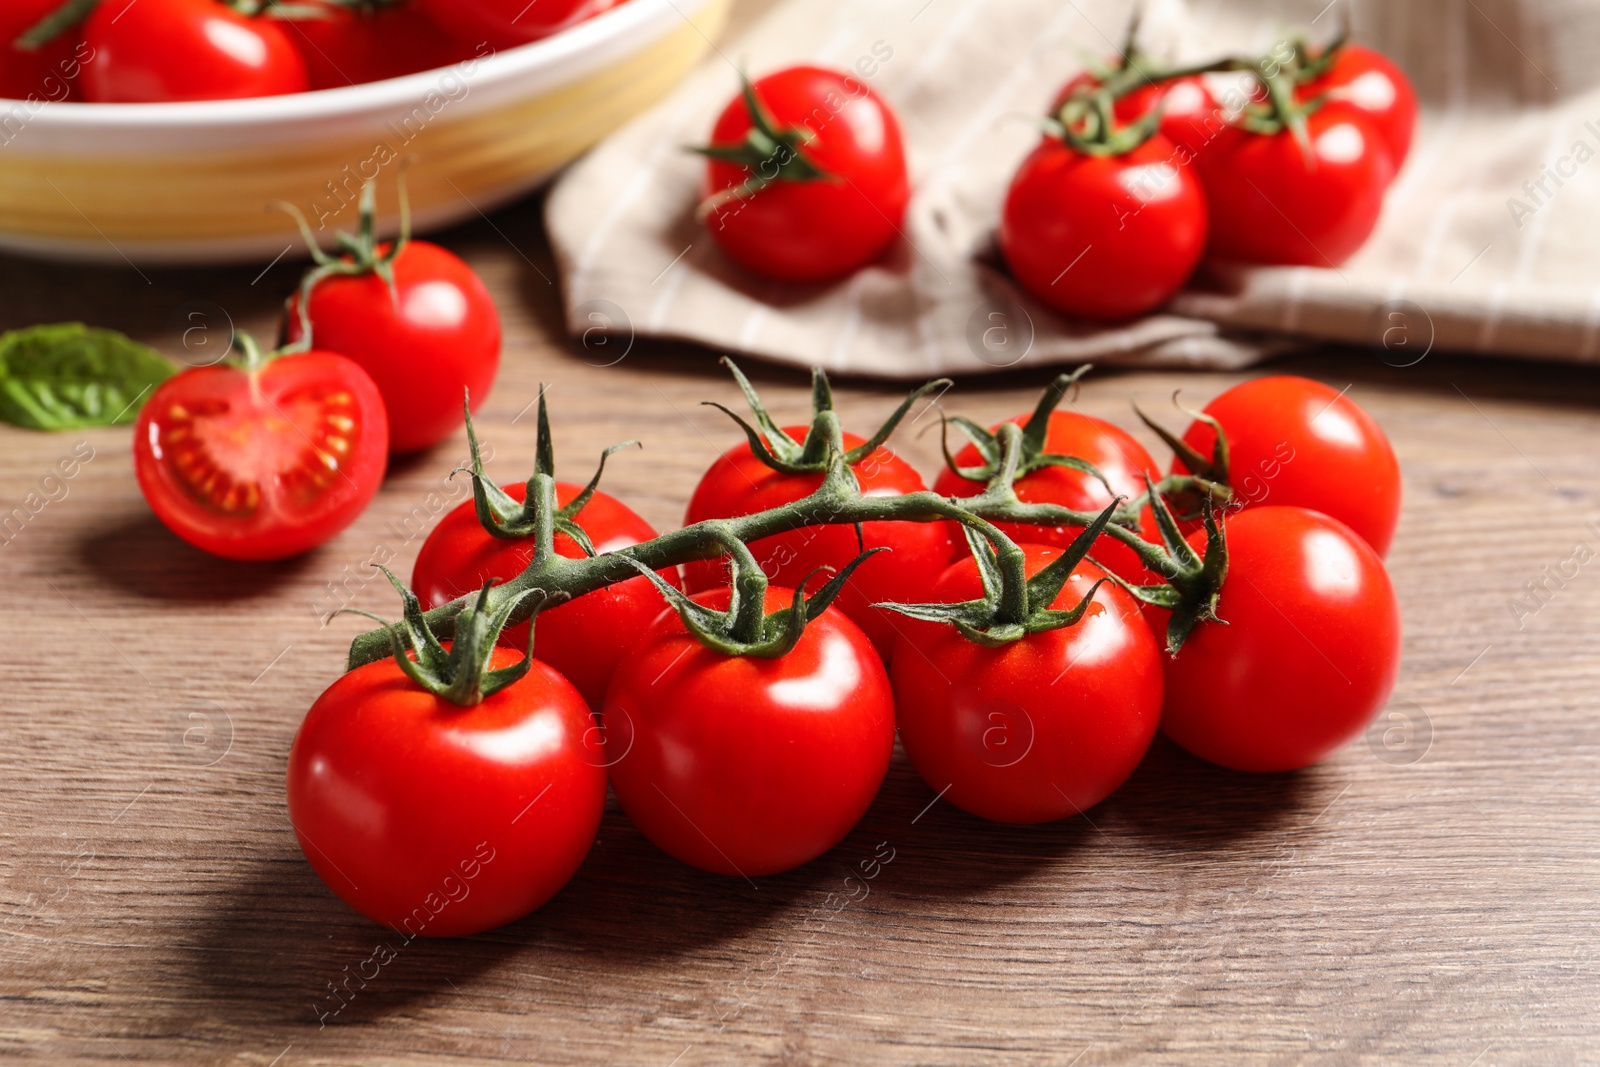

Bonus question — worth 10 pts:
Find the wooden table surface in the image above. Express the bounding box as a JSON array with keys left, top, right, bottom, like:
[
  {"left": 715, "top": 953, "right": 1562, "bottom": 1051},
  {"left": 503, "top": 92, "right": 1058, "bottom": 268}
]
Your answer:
[{"left": 5, "top": 157, "right": 1600, "bottom": 1067}]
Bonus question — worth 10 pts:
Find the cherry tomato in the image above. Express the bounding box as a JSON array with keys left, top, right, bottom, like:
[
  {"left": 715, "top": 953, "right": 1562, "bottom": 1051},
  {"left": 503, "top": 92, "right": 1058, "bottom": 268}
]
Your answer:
[
  {"left": 683, "top": 426, "right": 954, "bottom": 660},
  {"left": 892, "top": 546, "right": 1163, "bottom": 823},
  {"left": 1150, "top": 507, "right": 1401, "bottom": 773},
  {"left": 285, "top": 240, "right": 500, "bottom": 453},
  {"left": 132, "top": 350, "right": 388, "bottom": 561},
  {"left": 1299, "top": 44, "right": 1417, "bottom": 171},
  {"left": 287, "top": 644, "right": 606, "bottom": 936},
  {"left": 0, "top": 0, "right": 80, "bottom": 101},
  {"left": 604, "top": 586, "right": 895, "bottom": 877},
  {"left": 934, "top": 411, "right": 1160, "bottom": 586},
  {"left": 1174, "top": 376, "right": 1401, "bottom": 557},
  {"left": 1000, "top": 132, "right": 1207, "bottom": 320},
  {"left": 1198, "top": 101, "right": 1392, "bottom": 266},
  {"left": 412, "top": 480, "right": 681, "bottom": 710},
  {"left": 421, "top": 0, "right": 617, "bottom": 49},
  {"left": 82, "top": 0, "right": 308, "bottom": 103},
  {"left": 702, "top": 66, "right": 910, "bottom": 283},
  {"left": 279, "top": 1, "right": 467, "bottom": 90}
]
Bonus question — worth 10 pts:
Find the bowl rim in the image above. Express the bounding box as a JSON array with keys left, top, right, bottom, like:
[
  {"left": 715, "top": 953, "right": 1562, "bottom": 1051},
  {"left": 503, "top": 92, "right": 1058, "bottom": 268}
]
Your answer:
[{"left": 15, "top": 0, "right": 705, "bottom": 129}]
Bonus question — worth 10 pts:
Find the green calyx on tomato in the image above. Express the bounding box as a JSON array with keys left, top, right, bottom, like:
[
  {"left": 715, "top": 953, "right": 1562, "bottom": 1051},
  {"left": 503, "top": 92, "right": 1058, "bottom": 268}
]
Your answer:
[
  {"left": 278, "top": 178, "right": 407, "bottom": 352},
  {"left": 1105, "top": 479, "right": 1229, "bottom": 655},
  {"left": 710, "top": 356, "right": 949, "bottom": 478},
  {"left": 941, "top": 366, "right": 1117, "bottom": 496},
  {"left": 691, "top": 74, "right": 837, "bottom": 216},
  {"left": 1130, "top": 392, "right": 1234, "bottom": 522},
  {"left": 351, "top": 566, "right": 559, "bottom": 706},
  {"left": 627, "top": 522, "right": 883, "bottom": 658},
  {"left": 458, "top": 387, "right": 637, "bottom": 547},
  {"left": 1134, "top": 392, "right": 1229, "bottom": 484},
  {"left": 877, "top": 499, "right": 1119, "bottom": 647},
  {"left": 1045, "top": 12, "right": 1233, "bottom": 157},
  {"left": 1284, "top": 8, "right": 1351, "bottom": 85}
]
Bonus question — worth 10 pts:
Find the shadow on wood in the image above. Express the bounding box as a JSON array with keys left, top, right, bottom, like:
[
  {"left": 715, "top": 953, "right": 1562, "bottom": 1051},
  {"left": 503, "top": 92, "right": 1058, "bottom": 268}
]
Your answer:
[{"left": 77, "top": 513, "right": 312, "bottom": 602}]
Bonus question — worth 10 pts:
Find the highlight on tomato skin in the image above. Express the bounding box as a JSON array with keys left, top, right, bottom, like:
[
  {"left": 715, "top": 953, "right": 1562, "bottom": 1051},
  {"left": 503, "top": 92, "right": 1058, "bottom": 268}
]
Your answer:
[
  {"left": 1173, "top": 375, "right": 1402, "bottom": 557},
  {"left": 1196, "top": 100, "right": 1393, "bottom": 267},
  {"left": 131, "top": 350, "right": 389, "bottom": 562},
  {"left": 891, "top": 544, "right": 1164, "bottom": 825},
  {"left": 80, "top": 0, "right": 310, "bottom": 104},
  {"left": 1148, "top": 506, "right": 1402, "bottom": 774},
  {"left": 1296, "top": 43, "right": 1418, "bottom": 173},
  {"left": 602, "top": 585, "right": 896, "bottom": 878},
  {"left": 286, "top": 645, "right": 607, "bottom": 937}
]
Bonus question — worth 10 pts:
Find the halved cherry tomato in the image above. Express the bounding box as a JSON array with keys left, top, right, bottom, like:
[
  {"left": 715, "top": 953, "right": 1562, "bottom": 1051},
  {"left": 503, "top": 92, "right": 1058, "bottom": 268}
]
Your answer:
[
  {"left": 1174, "top": 375, "right": 1402, "bottom": 557},
  {"left": 701, "top": 66, "right": 911, "bottom": 283},
  {"left": 934, "top": 411, "right": 1160, "bottom": 586},
  {"left": 284, "top": 240, "right": 500, "bottom": 454},
  {"left": 412, "top": 480, "right": 680, "bottom": 710},
  {"left": 892, "top": 545, "right": 1163, "bottom": 824},
  {"left": 132, "top": 350, "right": 388, "bottom": 561},
  {"left": 82, "top": 0, "right": 308, "bottom": 103},
  {"left": 1000, "top": 132, "right": 1208, "bottom": 320},
  {"left": 1148, "top": 506, "right": 1401, "bottom": 773},
  {"left": 287, "top": 643, "right": 606, "bottom": 936},
  {"left": 1198, "top": 101, "right": 1392, "bottom": 266},
  {"left": 604, "top": 586, "right": 895, "bottom": 877},
  {"left": 1299, "top": 44, "right": 1417, "bottom": 171},
  {"left": 683, "top": 426, "right": 954, "bottom": 660}
]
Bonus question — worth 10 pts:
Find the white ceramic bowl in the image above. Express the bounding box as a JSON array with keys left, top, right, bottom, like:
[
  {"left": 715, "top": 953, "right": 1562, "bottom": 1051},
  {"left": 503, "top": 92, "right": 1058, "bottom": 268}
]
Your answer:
[{"left": 0, "top": 0, "right": 728, "bottom": 264}]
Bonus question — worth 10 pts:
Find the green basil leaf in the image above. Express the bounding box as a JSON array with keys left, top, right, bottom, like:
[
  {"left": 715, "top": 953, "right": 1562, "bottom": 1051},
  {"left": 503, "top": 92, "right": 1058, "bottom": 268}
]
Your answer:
[{"left": 0, "top": 323, "right": 177, "bottom": 431}]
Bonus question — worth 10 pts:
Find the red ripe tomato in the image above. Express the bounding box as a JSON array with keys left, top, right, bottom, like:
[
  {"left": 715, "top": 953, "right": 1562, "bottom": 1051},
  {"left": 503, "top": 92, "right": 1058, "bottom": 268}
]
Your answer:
[
  {"left": 934, "top": 411, "right": 1160, "bottom": 586},
  {"left": 1199, "top": 101, "right": 1392, "bottom": 266},
  {"left": 287, "top": 644, "right": 606, "bottom": 936},
  {"left": 412, "top": 481, "right": 680, "bottom": 710},
  {"left": 132, "top": 350, "right": 388, "bottom": 561},
  {"left": 1175, "top": 376, "right": 1401, "bottom": 557},
  {"left": 81, "top": 0, "right": 308, "bottom": 103},
  {"left": 604, "top": 586, "right": 895, "bottom": 877},
  {"left": 683, "top": 427, "right": 954, "bottom": 660},
  {"left": 892, "top": 545, "right": 1162, "bottom": 824},
  {"left": 421, "top": 0, "right": 617, "bottom": 49},
  {"left": 0, "top": 0, "right": 80, "bottom": 101},
  {"left": 1299, "top": 44, "right": 1417, "bottom": 171},
  {"left": 1150, "top": 507, "right": 1400, "bottom": 773},
  {"left": 999, "top": 132, "right": 1208, "bottom": 320},
  {"left": 702, "top": 66, "right": 910, "bottom": 283},
  {"left": 285, "top": 241, "right": 500, "bottom": 453},
  {"left": 279, "top": 1, "right": 468, "bottom": 90}
]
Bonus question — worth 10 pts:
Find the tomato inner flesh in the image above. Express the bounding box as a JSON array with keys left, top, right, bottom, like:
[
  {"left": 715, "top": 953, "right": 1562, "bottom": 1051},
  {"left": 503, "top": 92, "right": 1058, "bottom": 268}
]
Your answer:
[{"left": 158, "top": 384, "right": 360, "bottom": 517}]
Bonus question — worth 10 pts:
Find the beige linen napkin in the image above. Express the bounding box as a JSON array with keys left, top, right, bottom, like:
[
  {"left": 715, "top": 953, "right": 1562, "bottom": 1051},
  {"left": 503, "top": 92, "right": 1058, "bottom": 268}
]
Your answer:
[{"left": 547, "top": 0, "right": 1600, "bottom": 378}]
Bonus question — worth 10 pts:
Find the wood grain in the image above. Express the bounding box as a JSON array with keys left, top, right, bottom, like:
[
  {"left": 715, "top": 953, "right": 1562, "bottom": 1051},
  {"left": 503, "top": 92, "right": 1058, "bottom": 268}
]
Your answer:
[{"left": 3, "top": 171, "right": 1600, "bottom": 1067}]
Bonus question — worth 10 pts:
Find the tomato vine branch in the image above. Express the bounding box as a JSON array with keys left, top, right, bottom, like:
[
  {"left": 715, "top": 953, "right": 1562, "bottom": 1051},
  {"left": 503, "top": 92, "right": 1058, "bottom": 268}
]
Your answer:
[{"left": 343, "top": 365, "right": 1233, "bottom": 670}]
